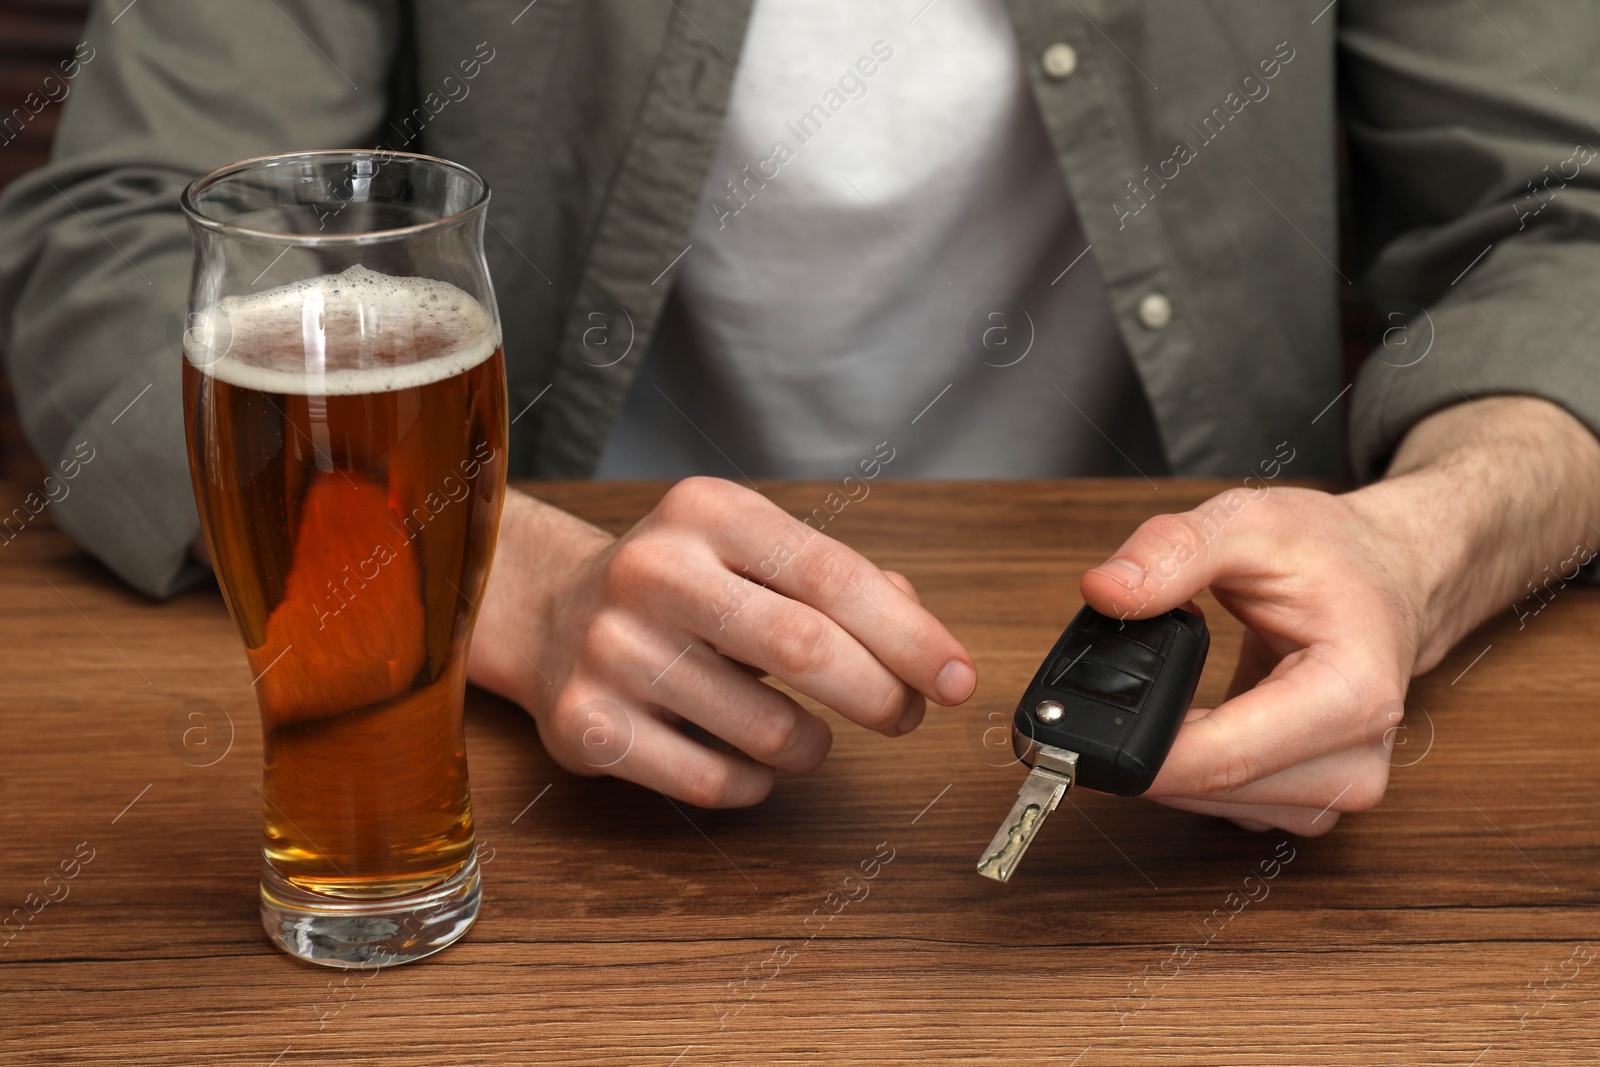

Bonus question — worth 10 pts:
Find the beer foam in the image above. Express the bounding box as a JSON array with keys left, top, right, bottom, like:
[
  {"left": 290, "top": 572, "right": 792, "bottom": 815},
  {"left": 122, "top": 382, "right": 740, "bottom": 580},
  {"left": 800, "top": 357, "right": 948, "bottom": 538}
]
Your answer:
[{"left": 185, "top": 265, "right": 499, "bottom": 395}]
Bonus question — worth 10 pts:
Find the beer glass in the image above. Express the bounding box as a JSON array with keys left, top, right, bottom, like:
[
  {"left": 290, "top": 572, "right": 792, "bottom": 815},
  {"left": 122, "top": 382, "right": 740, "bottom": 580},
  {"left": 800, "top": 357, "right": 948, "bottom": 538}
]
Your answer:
[{"left": 180, "top": 151, "right": 507, "bottom": 967}]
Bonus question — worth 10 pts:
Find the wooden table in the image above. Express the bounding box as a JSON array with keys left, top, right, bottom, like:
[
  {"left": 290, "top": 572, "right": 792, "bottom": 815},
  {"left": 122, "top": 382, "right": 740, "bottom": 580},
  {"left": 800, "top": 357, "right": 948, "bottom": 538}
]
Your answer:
[{"left": 3, "top": 479, "right": 1598, "bottom": 1066}]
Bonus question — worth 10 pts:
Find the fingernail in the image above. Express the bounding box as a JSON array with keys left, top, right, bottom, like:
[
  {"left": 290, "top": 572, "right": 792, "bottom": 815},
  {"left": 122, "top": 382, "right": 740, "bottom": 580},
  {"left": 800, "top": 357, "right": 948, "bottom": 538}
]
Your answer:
[
  {"left": 935, "top": 660, "right": 976, "bottom": 705},
  {"left": 1092, "top": 557, "right": 1145, "bottom": 589}
]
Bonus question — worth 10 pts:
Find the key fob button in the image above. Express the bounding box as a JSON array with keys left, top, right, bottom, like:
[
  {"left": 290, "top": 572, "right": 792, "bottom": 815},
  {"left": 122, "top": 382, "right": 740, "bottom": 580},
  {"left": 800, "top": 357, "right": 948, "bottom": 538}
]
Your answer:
[
  {"left": 1080, "top": 633, "right": 1164, "bottom": 680},
  {"left": 1083, "top": 614, "right": 1174, "bottom": 655},
  {"left": 1050, "top": 659, "right": 1148, "bottom": 706}
]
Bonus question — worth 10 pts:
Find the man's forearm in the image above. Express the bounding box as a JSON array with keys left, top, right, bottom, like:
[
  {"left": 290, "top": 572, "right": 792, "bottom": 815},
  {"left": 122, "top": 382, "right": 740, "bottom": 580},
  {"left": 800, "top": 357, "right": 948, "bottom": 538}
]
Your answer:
[
  {"left": 1353, "top": 395, "right": 1600, "bottom": 675},
  {"left": 190, "top": 488, "right": 614, "bottom": 713}
]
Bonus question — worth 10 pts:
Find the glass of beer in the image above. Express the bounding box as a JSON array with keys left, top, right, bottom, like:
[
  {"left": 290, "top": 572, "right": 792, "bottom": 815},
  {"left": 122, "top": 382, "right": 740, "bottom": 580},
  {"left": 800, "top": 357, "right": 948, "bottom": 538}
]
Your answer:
[{"left": 179, "top": 151, "right": 507, "bottom": 968}]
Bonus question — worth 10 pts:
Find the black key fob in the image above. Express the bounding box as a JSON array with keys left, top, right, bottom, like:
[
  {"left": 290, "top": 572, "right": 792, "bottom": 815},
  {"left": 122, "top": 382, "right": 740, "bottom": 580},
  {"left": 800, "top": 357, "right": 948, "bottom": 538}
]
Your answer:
[
  {"left": 972, "top": 604, "right": 1209, "bottom": 883},
  {"left": 978, "top": 604, "right": 1211, "bottom": 882},
  {"left": 1013, "top": 604, "right": 1209, "bottom": 795}
]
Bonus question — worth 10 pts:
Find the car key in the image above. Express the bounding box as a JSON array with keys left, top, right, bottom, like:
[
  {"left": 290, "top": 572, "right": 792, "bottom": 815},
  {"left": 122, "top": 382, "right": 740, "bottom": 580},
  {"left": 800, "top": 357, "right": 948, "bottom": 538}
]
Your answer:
[{"left": 976, "top": 604, "right": 1209, "bottom": 882}]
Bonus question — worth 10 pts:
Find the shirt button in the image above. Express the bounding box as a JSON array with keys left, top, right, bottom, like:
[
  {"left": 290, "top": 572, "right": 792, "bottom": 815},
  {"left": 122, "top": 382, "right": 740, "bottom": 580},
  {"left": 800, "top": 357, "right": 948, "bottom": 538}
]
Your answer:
[
  {"left": 1138, "top": 293, "right": 1173, "bottom": 330},
  {"left": 1041, "top": 42, "right": 1078, "bottom": 81}
]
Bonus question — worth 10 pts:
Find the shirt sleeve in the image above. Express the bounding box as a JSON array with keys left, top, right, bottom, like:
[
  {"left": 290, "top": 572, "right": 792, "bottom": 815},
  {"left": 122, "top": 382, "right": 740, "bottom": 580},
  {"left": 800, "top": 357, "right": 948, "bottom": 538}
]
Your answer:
[
  {"left": 0, "top": 0, "right": 400, "bottom": 597},
  {"left": 1341, "top": 2, "right": 1600, "bottom": 481}
]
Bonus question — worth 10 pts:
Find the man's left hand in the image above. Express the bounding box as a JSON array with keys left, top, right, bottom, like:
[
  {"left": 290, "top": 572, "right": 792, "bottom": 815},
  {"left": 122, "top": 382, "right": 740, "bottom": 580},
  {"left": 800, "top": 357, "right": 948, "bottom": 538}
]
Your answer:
[{"left": 1080, "top": 396, "right": 1600, "bottom": 835}]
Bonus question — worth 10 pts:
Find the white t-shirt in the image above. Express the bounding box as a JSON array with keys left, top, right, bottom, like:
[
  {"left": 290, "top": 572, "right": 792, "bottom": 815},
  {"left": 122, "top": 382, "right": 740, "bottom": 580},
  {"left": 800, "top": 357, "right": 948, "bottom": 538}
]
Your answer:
[{"left": 596, "top": 0, "right": 1164, "bottom": 479}]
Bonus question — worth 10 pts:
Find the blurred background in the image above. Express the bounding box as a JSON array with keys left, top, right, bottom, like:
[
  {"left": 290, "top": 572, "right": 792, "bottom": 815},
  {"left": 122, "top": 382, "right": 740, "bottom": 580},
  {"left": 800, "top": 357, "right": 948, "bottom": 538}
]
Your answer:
[{"left": 0, "top": 0, "right": 87, "bottom": 485}]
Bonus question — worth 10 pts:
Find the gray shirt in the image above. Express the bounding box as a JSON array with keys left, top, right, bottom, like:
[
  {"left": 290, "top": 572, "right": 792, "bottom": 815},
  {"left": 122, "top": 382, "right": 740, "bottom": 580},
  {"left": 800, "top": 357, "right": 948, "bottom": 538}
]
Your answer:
[
  {"left": 596, "top": 0, "right": 1165, "bottom": 481},
  {"left": 2, "top": 1, "right": 1598, "bottom": 597}
]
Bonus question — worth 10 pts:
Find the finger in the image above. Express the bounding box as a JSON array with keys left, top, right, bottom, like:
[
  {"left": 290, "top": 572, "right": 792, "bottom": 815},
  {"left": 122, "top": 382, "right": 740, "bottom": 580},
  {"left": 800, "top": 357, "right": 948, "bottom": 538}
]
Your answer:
[
  {"left": 763, "top": 540, "right": 975, "bottom": 706},
  {"left": 883, "top": 570, "right": 921, "bottom": 604},
  {"left": 639, "top": 642, "right": 836, "bottom": 772},
  {"left": 1152, "top": 794, "right": 1342, "bottom": 837},
  {"left": 1148, "top": 649, "right": 1396, "bottom": 798},
  {"left": 880, "top": 571, "right": 933, "bottom": 731},
  {"left": 1079, "top": 489, "right": 1275, "bottom": 620},
  {"left": 1226, "top": 627, "right": 1279, "bottom": 702},
  {"left": 675, "top": 580, "right": 922, "bottom": 736},
  {"left": 895, "top": 692, "right": 928, "bottom": 734},
  {"left": 687, "top": 481, "right": 975, "bottom": 705},
  {"left": 547, "top": 690, "right": 776, "bottom": 808},
  {"left": 575, "top": 605, "right": 835, "bottom": 768},
  {"left": 1151, "top": 740, "right": 1390, "bottom": 810},
  {"left": 623, "top": 712, "right": 777, "bottom": 808}
]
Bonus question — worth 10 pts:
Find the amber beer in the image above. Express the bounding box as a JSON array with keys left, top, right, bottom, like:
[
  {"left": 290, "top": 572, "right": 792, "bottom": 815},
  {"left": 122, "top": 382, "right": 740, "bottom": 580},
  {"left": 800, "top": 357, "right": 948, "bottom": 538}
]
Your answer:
[{"left": 183, "top": 265, "right": 506, "bottom": 902}]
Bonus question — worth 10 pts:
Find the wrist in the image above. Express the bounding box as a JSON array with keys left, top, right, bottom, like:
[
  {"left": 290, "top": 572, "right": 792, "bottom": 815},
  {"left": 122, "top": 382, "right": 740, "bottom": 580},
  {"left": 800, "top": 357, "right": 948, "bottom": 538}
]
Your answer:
[
  {"left": 469, "top": 488, "right": 612, "bottom": 712},
  {"left": 1340, "top": 458, "right": 1485, "bottom": 673},
  {"left": 1351, "top": 396, "right": 1600, "bottom": 674}
]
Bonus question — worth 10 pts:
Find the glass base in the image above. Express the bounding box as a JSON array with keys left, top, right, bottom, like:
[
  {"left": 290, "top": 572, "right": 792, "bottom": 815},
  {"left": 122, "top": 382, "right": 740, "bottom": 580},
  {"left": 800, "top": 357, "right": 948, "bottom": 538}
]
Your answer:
[{"left": 259, "top": 852, "right": 480, "bottom": 968}]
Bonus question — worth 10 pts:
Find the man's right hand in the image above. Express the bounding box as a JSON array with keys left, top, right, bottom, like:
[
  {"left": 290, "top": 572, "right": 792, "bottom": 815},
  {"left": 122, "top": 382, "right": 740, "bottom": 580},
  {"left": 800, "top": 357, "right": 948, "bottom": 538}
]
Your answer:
[{"left": 468, "top": 477, "right": 978, "bottom": 807}]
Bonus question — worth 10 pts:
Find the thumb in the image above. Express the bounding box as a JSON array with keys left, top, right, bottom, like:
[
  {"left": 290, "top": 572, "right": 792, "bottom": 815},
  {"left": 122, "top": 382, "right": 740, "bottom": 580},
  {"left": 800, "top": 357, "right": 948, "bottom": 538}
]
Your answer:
[{"left": 1080, "top": 494, "right": 1264, "bottom": 619}]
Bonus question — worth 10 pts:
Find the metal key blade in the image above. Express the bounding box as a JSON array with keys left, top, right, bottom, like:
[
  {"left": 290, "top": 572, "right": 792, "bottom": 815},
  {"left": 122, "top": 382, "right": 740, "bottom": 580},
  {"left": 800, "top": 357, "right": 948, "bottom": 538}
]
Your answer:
[{"left": 976, "top": 764, "right": 1073, "bottom": 883}]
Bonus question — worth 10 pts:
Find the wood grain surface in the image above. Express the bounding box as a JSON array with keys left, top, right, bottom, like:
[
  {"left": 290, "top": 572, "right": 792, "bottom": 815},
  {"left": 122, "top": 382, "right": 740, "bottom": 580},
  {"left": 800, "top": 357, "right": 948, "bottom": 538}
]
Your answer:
[{"left": 2, "top": 479, "right": 1597, "bottom": 1066}]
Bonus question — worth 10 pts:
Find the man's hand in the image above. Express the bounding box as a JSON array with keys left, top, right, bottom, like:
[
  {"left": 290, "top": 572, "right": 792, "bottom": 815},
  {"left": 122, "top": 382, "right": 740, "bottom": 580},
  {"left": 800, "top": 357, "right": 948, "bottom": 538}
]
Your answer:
[
  {"left": 468, "top": 477, "right": 977, "bottom": 807},
  {"left": 1080, "top": 396, "right": 1600, "bottom": 835}
]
